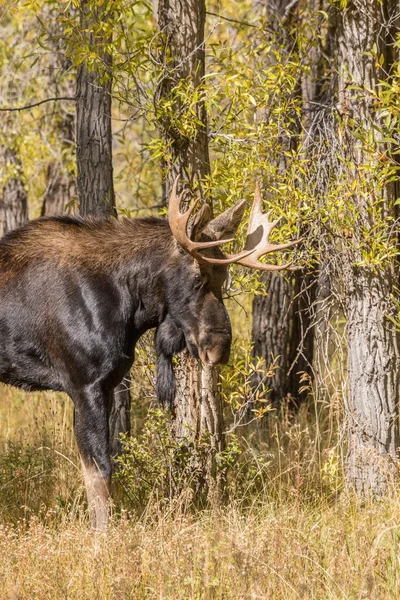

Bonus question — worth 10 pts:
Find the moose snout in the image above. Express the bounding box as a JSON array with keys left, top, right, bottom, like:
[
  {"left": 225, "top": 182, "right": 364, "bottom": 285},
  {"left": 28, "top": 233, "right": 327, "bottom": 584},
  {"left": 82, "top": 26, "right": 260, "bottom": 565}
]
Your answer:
[{"left": 198, "top": 330, "right": 231, "bottom": 366}]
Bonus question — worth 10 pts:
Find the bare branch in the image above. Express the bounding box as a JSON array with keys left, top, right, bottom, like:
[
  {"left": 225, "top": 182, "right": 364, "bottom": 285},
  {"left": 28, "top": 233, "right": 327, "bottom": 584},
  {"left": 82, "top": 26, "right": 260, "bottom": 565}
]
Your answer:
[
  {"left": 0, "top": 96, "right": 76, "bottom": 113},
  {"left": 206, "top": 11, "right": 257, "bottom": 28},
  {"left": 283, "top": 0, "right": 300, "bottom": 19}
]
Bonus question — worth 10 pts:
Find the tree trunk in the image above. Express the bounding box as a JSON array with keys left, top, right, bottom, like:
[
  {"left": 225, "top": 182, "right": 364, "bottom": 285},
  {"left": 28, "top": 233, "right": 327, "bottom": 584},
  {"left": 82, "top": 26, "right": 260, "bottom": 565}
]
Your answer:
[
  {"left": 157, "top": 0, "right": 209, "bottom": 195},
  {"left": 76, "top": 0, "right": 130, "bottom": 456},
  {"left": 252, "top": 274, "right": 292, "bottom": 407},
  {"left": 251, "top": 0, "right": 315, "bottom": 408},
  {"left": 76, "top": 0, "right": 115, "bottom": 218},
  {"left": 42, "top": 161, "right": 76, "bottom": 216},
  {"left": 0, "top": 148, "right": 28, "bottom": 237},
  {"left": 252, "top": 271, "right": 315, "bottom": 409},
  {"left": 157, "top": 0, "right": 225, "bottom": 499},
  {"left": 345, "top": 269, "right": 400, "bottom": 495},
  {"left": 302, "top": 5, "right": 337, "bottom": 404},
  {"left": 337, "top": 0, "right": 400, "bottom": 495},
  {"left": 41, "top": 6, "right": 77, "bottom": 217}
]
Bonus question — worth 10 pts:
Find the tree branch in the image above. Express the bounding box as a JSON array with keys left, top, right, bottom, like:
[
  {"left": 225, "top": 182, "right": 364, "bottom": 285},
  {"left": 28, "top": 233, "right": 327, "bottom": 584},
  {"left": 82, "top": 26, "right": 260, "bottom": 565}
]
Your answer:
[
  {"left": 0, "top": 96, "right": 76, "bottom": 112},
  {"left": 283, "top": 0, "right": 300, "bottom": 19},
  {"left": 206, "top": 11, "right": 257, "bottom": 28}
]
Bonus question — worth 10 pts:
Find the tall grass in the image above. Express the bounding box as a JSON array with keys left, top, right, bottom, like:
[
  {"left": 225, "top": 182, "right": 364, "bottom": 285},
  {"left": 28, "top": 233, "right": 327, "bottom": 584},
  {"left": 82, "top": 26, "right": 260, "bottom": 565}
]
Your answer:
[
  {"left": 1, "top": 493, "right": 400, "bottom": 599},
  {"left": 0, "top": 325, "right": 399, "bottom": 598}
]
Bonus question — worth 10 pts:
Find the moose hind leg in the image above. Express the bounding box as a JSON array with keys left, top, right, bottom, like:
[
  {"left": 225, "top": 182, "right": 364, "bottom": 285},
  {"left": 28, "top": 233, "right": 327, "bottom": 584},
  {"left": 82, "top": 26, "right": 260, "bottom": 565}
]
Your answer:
[{"left": 73, "top": 389, "right": 112, "bottom": 531}]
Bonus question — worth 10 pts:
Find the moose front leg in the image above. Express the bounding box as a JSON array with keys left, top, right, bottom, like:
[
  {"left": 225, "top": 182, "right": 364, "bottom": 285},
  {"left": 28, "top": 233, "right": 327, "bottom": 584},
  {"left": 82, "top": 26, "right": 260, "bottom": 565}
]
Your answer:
[{"left": 73, "top": 389, "right": 112, "bottom": 531}]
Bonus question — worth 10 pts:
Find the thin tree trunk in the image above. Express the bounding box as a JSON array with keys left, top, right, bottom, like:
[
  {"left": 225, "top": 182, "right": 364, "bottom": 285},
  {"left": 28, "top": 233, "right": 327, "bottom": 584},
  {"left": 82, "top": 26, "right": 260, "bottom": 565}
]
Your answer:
[
  {"left": 41, "top": 7, "right": 77, "bottom": 217},
  {"left": 76, "top": 0, "right": 130, "bottom": 456},
  {"left": 303, "top": 5, "right": 337, "bottom": 403},
  {"left": 252, "top": 270, "right": 315, "bottom": 409},
  {"left": 157, "top": 0, "right": 225, "bottom": 500},
  {"left": 0, "top": 148, "right": 28, "bottom": 237},
  {"left": 337, "top": 0, "right": 400, "bottom": 495},
  {"left": 42, "top": 162, "right": 76, "bottom": 216},
  {"left": 252, "top": 274, "right": 292, "bottom": 407}
]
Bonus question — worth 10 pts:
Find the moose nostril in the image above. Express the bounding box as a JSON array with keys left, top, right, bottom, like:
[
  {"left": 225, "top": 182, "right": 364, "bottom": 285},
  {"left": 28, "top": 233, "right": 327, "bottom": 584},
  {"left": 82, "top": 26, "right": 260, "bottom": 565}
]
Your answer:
[
  {"left": 204, "top": 350, "right": 213, "bottom": 365},
  {"left": 199, "top": 347, "right": 212, "bottom": 365}
]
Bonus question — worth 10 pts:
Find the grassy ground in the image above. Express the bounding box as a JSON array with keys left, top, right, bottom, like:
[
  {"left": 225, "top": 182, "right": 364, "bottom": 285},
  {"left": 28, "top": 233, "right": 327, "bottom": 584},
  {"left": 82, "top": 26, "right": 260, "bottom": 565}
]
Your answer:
[
  {"left": 0, "top": 308, "right": 399, "bottom": 600},
  {"left": 1, "top": 494, "right": 400, "bottom": 599}
]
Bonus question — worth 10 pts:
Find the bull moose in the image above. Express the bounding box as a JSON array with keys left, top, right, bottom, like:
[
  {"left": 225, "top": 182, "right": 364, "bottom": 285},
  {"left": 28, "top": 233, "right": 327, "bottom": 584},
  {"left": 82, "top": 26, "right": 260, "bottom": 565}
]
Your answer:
[{"left": 0, "top": 179, "right": 300, "bottom": 530}]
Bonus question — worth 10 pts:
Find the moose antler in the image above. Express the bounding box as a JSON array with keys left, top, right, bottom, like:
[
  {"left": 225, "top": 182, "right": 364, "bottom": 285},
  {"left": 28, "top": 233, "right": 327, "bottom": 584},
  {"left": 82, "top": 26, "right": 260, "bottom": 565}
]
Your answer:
[
  {"left": 235, "top": 183, "right": 302, "bottom": 271},
  {"left": 168, "top": 178, "right": 302, "bottom": 270},
  {"left": 168, "top": 177, "right": 254, "bottom": 263}
]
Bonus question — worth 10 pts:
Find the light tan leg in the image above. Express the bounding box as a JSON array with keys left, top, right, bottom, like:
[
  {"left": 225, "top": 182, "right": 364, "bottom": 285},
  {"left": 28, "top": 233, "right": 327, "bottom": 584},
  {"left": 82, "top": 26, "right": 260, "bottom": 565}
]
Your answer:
[{"left": 81, "top": 459, "right": 111, "bottom": 531}]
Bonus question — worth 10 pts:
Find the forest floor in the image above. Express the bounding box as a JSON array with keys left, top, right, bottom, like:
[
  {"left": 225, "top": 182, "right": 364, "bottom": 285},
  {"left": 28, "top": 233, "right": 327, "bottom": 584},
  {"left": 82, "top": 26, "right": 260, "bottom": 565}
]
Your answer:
[{"left": 1, "top": 385, "right": 400, "bottom": 599}]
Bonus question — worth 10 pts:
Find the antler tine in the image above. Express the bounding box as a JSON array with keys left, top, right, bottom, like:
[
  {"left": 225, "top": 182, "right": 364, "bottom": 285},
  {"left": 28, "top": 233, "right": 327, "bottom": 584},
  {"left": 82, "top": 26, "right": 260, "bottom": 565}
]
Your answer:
[
  {"left": 237, "top": 239, "right": 302, "bottom": 271},
  {"left": 168, "top": 176, "right": 194, "bottom": 249},
  {"left": 168, "top": 177, "right": 235, "bottom": 257},
  {"left": 203, "top": 239, "right": 300, "bottom": 269},
  {"left": 244, "top": 183, "right": 280, "bottom": 250}
]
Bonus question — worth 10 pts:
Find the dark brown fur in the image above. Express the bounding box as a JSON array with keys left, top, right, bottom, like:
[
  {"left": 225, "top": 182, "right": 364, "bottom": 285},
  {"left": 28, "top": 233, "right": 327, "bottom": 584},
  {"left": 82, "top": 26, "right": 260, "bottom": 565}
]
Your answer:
[
  {"left": 0, "top": 213, "right": 233, "bottom": 530},
  {"left": 0, "top": 216, "right": 177, "bottom": 274}
]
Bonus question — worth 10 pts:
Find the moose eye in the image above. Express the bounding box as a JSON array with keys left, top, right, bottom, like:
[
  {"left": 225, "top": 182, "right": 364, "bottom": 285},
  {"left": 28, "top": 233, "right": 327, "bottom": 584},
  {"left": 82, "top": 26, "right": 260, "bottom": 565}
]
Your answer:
[{"left": 194, "top": 273, "right": 208, "bottom": 287}]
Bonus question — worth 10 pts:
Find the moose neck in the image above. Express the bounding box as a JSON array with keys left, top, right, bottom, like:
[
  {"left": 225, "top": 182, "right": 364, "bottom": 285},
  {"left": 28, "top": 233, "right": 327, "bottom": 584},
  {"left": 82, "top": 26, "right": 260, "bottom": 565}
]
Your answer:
[{"left": 117, "top": 218, "right": 178, "bottom": 336}]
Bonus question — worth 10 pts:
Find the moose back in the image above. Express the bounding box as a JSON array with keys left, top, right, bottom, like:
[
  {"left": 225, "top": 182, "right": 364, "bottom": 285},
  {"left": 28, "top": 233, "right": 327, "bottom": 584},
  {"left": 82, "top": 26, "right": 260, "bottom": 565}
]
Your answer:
[{"left": 0, "top": 181, "right": 300, "bottom": 530}]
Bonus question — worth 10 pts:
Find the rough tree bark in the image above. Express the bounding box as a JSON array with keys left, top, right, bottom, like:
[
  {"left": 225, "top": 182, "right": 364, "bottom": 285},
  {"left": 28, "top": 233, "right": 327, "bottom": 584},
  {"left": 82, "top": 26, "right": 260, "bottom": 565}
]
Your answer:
[
  {"left": 251, "top": 0, "right": 315, "bottom": 409},
  {"left": 337, "top": 0, "right": 400, "bottom": 495},
  {"left": 252, "top": 271, "right": 314, "bottom": 408},
  {"left": 157, "top": 0, "right": 225, "bottom": 499},
  {"left": 42, "top": 78, "right": 76, "bottom": 216},
  {"left": 345, "top": 270, "right": 399, "bottom": 495},
  {"left": 76, "top": 0, "right": 130, "bottom": 456},
  {"left": 0, "top": 148, "right": 28, "bottom": 237},
  {"left": 302, "top": 4, "right": 337, "bottom": 401},
  {"left": 76, "top": 0, "right": 115, "bottom": 218},
  {"left": 157, "top": 0, "right": 209, "bottom": 197},
  {"left": 42, "top": 157, "right": 76, "bottom": 217}
]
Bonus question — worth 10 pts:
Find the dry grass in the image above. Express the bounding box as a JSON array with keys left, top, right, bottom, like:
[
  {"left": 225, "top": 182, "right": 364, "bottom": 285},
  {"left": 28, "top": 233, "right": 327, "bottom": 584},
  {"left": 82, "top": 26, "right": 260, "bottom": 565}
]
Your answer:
[
  {"left": 1, "top": 497, "right": 400, "bottom": 599},
  {"left": 1, "top": 384, "right": 400, "bottom": 599}
]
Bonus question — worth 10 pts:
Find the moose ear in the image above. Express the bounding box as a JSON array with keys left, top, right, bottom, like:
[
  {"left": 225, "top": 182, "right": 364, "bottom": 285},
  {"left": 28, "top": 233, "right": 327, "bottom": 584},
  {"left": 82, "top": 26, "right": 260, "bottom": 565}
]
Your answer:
[
  {"left": 201, "top": 199, "right": 247, "bottom": 241},
  {"left": 189, "top": 204, "right": 213, "bottom": 240}
]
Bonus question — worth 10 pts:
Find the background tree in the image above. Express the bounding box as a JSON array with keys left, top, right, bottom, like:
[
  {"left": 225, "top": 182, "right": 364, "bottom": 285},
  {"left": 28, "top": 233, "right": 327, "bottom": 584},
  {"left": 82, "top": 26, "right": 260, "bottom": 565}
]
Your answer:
[
  {"left": 0, "top": 12, "right": 29, "bottom": 235},
  {"left": 2, "top": 0, "right": 400, "bottom": 514},
  {"left": 76, "top": 0, "right": 115, "bottom": 217},
  {"left": 334, "top": 0, "right": 400, "bottom": 496},
  {"left": 0, "top": 147, "right": 28, "bottom": 236},
  {"left": 251, "top": 0, "right": 316, "bottom": 410},
  {"left": 76, "top": 0, "right": 130, "bottom": 455},
  {"left": 41, "top": 4, "right": 76, "bottom": 217}
]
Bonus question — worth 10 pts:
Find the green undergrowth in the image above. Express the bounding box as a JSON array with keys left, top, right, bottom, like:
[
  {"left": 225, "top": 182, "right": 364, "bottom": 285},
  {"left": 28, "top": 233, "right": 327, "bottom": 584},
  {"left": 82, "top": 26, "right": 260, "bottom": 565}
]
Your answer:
[
  {"left": 0, "top": 388, "right": 343, "bottom": 527},
  {"left": 0, "top": 339, "right": 389, "bottom": 599}
]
